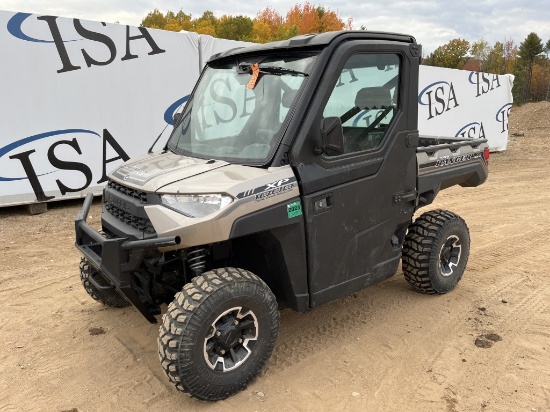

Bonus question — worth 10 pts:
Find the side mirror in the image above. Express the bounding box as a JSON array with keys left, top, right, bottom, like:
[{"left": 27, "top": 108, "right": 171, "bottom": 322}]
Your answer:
[{"left": 317, "top": 117, "right": 345, "bottom": 156}]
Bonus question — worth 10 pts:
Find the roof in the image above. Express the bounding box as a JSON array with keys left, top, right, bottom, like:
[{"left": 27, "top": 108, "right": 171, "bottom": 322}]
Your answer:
[{"left": 208, "top": 30, "right": 417, "bottom": 63}]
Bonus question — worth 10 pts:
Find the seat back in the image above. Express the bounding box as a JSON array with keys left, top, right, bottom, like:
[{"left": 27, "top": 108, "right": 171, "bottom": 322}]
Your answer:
[{"left": 355, "top": 87, "right": 392, "bottom": 110}]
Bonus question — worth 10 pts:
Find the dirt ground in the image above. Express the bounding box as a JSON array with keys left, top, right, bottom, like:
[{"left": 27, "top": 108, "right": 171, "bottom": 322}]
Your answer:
[{"left": 1, "top": 102, "right": 549, "bottom": 412}]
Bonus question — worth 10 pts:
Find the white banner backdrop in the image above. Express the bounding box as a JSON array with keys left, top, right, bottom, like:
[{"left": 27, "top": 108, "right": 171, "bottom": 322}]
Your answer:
[
  {"left": 0, "top": 11, "right": 200, "bottom": 206},
  {"left": 418, "top": 66, "right": 513, "bottom": 151},
  {"left": 0, "top": 10, "right": 513, "bottom": 207}
]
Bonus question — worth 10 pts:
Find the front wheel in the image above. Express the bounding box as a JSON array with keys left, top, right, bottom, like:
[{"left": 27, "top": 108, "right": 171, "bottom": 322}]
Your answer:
[
  {"left": 402, "top": 209, "right": 470, "bottom": 294},
  {"left": 79, "top": 257, "right": 130, "bottom": 308},
  {"left": 158, "top": 268, "right": 279, "bottom": 401}
]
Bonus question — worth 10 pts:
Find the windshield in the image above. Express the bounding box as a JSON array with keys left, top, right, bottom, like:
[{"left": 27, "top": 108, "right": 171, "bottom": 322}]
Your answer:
[{"left": 166, "top": 53, "right": 318, "bottom": 164}]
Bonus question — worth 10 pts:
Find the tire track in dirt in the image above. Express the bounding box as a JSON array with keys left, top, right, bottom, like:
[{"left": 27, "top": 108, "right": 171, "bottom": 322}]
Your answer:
[
  {"left": 468, "top": 228, "right": 550, "bottom": 272},
  {"left": 265, "top": 276, "right": 424, "bottom": 372},
  {"left": 420, "top": 241, "right": 550, "bottom": 411},
  {"left": 0, "top": 274, "right": 75, "bottom": 296},
  {"left": 269, "top": 279, "right": 469, "bottom": 375}
]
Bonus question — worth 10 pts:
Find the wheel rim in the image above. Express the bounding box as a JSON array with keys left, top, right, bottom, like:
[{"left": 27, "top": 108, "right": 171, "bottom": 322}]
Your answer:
[
  {"left": 203, "top": 306, "right": 259, "bottom": 372},
  {"left": 439, "top": 235, "right": 462, "bottom": 277}
]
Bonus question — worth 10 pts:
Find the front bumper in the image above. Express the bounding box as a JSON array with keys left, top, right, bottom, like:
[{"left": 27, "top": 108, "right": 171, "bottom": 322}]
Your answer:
[{"left": 75, "top": 193, "right": 180, "bottom": 323}]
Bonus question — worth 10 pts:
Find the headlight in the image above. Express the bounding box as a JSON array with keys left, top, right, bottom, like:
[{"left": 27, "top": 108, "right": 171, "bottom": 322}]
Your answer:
[{"left": 161, "top": 194, "right": 233, "bottom": 218}]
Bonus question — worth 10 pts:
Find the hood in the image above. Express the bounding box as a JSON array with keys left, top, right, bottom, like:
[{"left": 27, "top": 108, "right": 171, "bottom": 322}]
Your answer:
[{"left": 110, "top": 152, "right": 229, "bottom": 192}]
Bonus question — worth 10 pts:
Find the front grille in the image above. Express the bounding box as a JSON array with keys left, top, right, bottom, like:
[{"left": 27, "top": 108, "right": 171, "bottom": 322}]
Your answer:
[
  {"left": 104, "top": 180, "right": 157, "bottom": 236},
  {"left": 108, "top": 180, "right": 147, "bottom": 203},
  {"left": 105, "top": 203, "right": 156, "bottom": 235}
]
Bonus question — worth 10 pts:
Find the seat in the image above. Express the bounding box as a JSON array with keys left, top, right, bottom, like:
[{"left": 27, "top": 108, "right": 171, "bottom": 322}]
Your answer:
[
  {"left": 354, "top": 87, "right": 392, "bottom": 110},
  {"left": 343, "top": 87, "right": 394, "bottom": 152}
]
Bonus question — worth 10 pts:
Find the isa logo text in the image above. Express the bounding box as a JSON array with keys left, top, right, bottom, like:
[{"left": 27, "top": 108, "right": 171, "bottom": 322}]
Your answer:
[
  {"left": 468, "top": 72, "right": 501, "bottom": 97},
  {"left": 7, "top": 12, "right": 166, "bottom": 74},
  {"left": 0, "top": 129, "right": 130, "bottom": 201},
  {"left": 418, "top": 81, "right": 459, "bottom": 120}
]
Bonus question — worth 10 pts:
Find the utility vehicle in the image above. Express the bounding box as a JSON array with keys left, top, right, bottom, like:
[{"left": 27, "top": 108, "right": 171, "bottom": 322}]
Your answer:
[{"left": 75, "top": 30, "right": 489, "bottom": 400}]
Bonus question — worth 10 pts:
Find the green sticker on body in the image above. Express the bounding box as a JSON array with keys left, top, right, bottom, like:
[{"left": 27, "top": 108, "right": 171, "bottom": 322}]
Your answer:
[{"left": 287, "top": 200, "right": 302, "bottom": 218}]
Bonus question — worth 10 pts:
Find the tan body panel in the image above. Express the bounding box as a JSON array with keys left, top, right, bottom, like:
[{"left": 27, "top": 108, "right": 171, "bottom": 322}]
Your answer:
[
  {"left": 111, "top": 152, "right": 229, "bottom": 189},
  {"left": 109, "top": 152, "right": 300, "bottom": 249}
]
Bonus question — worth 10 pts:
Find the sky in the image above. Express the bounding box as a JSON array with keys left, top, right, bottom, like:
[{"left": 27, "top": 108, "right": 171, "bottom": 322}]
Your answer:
[{"left": 1, "top": 0, "right": 549, "bottom": 54}]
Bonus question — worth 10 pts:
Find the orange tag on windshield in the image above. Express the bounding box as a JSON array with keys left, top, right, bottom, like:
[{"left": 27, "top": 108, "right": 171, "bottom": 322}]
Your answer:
[{"left": 246, "top": 64, "right": 260, "bottom": 90}]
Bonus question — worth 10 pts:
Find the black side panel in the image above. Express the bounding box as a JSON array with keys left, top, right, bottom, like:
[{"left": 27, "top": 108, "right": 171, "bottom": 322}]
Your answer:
[
  {"left": 297, "top": 156, "right": 383, "bottom": 194},
  {"left": 301, "top": 129, "right": 416, "bottom": 307},
  {"left": 229, "top": 199, "right": 309, "bottom": 312},
  {"left": 289, "top": 40, "right": 420, "bottom": 308},
  {"left": 417, "top": 161, "right": 489, "bottom": 199},
  {"left": 230, "top": 198, "right": 301, "bottom": 237},
  {"left": 310, "top": 256, "right": 400, "bottom": 307}
]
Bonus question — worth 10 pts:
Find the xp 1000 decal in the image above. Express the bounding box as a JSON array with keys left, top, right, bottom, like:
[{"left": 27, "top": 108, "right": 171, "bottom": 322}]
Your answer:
[{"left": 236, "top": 178, "right": 297, "bottom": 202}]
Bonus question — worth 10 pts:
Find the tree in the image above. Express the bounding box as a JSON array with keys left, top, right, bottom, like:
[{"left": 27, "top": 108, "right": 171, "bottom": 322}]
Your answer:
[
  {"left": 285, "top": 2, "right": 345, "bottom": 35},
  {"left": 484, "top": 41, "right": 505, "bottom": 74},
  {"left": 216, "top": 15, "right": 253, "bottom": 41},
  {"left": 164, "top": 11, "right": 186, "bottom": 32},
  {"left": 140, "top": 4, "right": 351, "bottom": 43},
  {"left": 194, "top": 11, "right": 217, "bottom": 30},
  {"left": 518, "top": 32, "right": 544, "bottom": 65},
  {"left": 478, "top": 39, "right": 518, "bottom": 75},
  {"left": 286, "top": 3, "right": 316, "bottom": 34},
  {"left": 195, "top": 20, "right": 216, "bottom": 36},
  {"left": 275, "top": 24, "right": 299, "bottom": 41},
  {"left": 186, "top": 11, "right": 217, "bottom": 36},
  {"left": 469, "top": 39, "right": 490, "bottom": 72},
  {"left": 530, "top": 62, "right": 550, "bottom": 101},
  {"left": 164, "top": 18, "right": 182, "bottom": 32},
  {"left": 255, "top": 7, "right": 284, "bottom": 40},
  {"left": 516, "top": 32, "right": 544, "bottom": 103},
  {"left": 251, "top": 20, "right": 272, "bottom": 43},
  {"left": 424, "top": 38, "right": 470, "bottom": 69},
  {"left": 503, "top": 39, "right": 518, "bottom": 75},
  {"left": 140, "top": 9, "right": 192, "bottom": 32},
  {"left": 173, "top": 10, "right": 193, "bottom": 31},
  {"left": 140, "top": 9, "right": 166, "bottom": 29}
]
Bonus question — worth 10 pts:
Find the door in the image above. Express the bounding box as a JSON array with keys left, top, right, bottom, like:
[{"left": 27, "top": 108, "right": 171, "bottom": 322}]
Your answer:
[{"left": 292, "top": 44, "right": 418, "bottom": 307}]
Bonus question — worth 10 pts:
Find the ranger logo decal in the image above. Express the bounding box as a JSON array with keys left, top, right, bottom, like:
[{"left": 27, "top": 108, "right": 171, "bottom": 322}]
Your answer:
[
  {"left": 419, "top": 152, "right": 482, "bottom": 169},
  {"left": 435, "top": 152, "right": 481, "bottom": 167}
]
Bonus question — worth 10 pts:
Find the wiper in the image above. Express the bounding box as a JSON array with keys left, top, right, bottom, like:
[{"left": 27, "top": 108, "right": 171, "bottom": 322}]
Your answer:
[{"left": 258, "top": 66, "right": 309, "bottom": 77}]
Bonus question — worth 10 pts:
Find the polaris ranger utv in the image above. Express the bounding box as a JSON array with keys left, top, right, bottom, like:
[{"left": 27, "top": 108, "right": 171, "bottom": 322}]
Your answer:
[{"left": 75, "top": 30, "right": 489, "bottom": 400}]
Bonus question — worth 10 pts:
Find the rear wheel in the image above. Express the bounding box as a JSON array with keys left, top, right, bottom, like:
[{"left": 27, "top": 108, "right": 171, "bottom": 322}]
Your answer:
[
  {"left": 79, "top": 257, "right": 130, "bottom": 308},
  {"left": 158, "top": 267, "right": 279, "bottom": 401},
  {"left": 402, "top": 209, "right": 470, "bottom": 294}
]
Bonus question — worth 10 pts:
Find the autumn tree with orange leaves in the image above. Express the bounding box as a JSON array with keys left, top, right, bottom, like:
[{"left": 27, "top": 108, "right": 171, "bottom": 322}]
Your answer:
[
  {"left": 285, "top": 3, "right": 352, "bottom": 35},
  {"left": 140, "top": 3, "right": 351, "bottom": 43}
]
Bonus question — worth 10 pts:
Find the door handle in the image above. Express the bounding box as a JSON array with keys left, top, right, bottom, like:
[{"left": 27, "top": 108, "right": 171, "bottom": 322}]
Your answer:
[
  {"left": 392, "top": 190, "right": 417, "bottom": 204},
  {"left": 313, "top": 193, "right": 333, "bottom": 213}
]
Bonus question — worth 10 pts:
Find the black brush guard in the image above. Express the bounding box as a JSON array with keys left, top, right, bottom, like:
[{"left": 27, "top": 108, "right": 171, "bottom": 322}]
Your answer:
[{"left": 75, "top": 193, "right": 180, "bottom": 323}]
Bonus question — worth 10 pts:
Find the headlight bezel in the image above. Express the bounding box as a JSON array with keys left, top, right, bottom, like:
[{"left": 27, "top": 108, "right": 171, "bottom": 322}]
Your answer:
[{"left": 160, "top": 193, "right": 234, "bottom": 218}]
